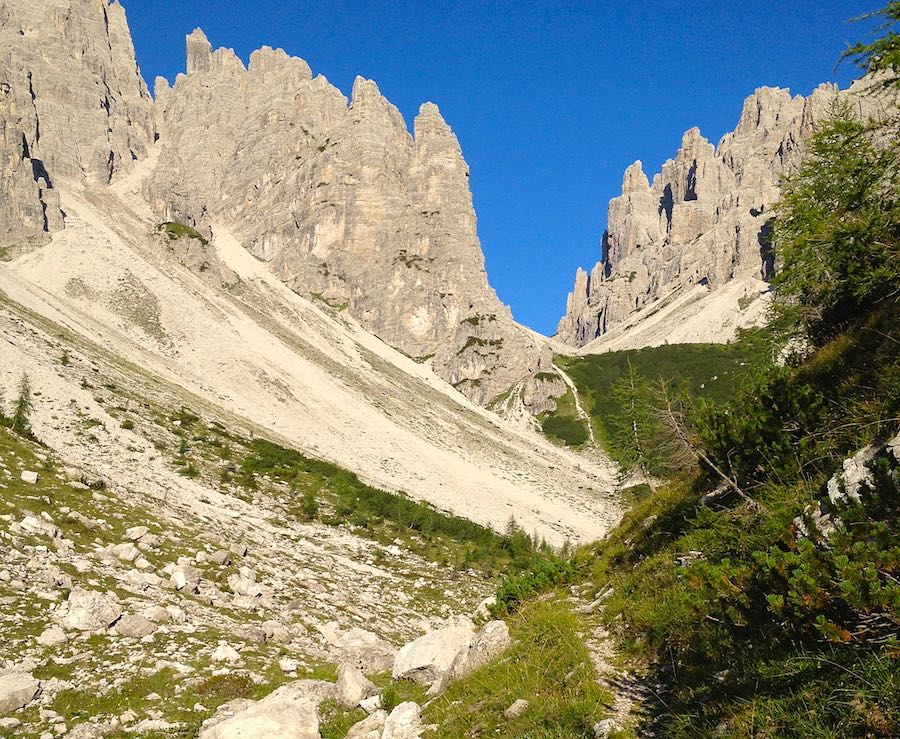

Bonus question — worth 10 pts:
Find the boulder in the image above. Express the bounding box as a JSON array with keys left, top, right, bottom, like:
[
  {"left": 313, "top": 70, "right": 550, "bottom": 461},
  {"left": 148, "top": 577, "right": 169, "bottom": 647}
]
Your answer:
[
  {"left": 227, "top": 573, "right": 263, "bottom": 598},
  {"left": 211, "top": 644, "right": 241, "bottom": 664},
  {"left": 336, "top": 663, "right": 377, "bottom": 708},
  {"left": 332, "top": 628, "right": 396, "bottom": 675},
  {"left": 125, "top": 526, "right": 149, "bottom": 541},
  {"left": 172, "top": 564, "right": 202, "bottom": 592},
  {"left": 392, "top": 616, "right": 475, "bottom": 685},
  {"left": 210, "top": 550, "right": 231, "bottom": 566},
  {"left": 382, "top": 701, "right": 427, "bottom": 739},
  {"left": 59, "top": 588, "right": 122, "bottom": 631},
  {"left": 504, "top": 699, "right": 529, "bottom": 720},
  {"left": 199, "top": 680, "right": 333, "bottom": 739},
  {"left": 20, "top": 515, "right": 59, "bottom": 538},
  {"left": 0, "top": 671, "right": 40, "bottom": 713},
  {"left": 115, "top": 615, "right": 157, "bottom": 638},
  {"left": 110, "top": 543, "right": 141, "bottom": 563},
  {"left": 431, "top": 620, "right": 510, "bottom": 693},
  {"left": 20, "top": 471, "right": 38, "bottom": 485},
  {"left": 346, "top": 709, "right": 387, "bottom": 739},
  {"left": 36, "top": 626, "right": 68, "bottom": 648}
]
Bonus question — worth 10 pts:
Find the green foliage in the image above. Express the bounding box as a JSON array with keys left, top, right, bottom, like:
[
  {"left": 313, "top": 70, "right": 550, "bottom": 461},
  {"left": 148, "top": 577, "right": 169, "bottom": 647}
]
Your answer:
[
  {"left": 60, "top": 349, "right": 69, "bottom": 366},
  {"left": 557, "top": 343, "right": 754, "bottom": 474},
  {"left": 299, "top": 486, "right": 319, "bottom": 520},
  {"left": 159, "top": 221, "right": 209, "bottom": 245},
  {"left": 540, "top": 382, "right": 590, "bottom": 447},
  {"left": 424, "top": 597, "right": 612, "bottom": 738},
  {"left": 541, "top": 413, "right": 589, "bottom": 446},
  {"left": 607, "top": 359, "right": 669, "bottom": 477},
  {"left": 574, "top": 39, "right": 900, "bottom": 732},
  {"left": 842, "top": 2, "right": 900, "bottom": 86},
  {"left": 771, "top": 99, "right": 900, "bottom": 344}
]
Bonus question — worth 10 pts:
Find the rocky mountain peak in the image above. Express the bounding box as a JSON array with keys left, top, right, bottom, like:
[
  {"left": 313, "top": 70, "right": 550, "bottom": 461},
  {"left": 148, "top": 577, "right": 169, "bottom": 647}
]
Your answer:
[
  {"left": 0, "top": 0, "right": 154, "bottom": 251},
  {"left": 186, "top": 28, "right": 213, "bottom": 74},
  {"left": 556, "top": 77, "right": 886, "bottom": 349},
  {"left": 621, "top": 161, "right": 650, "bottom": 194},
  {"left": 248, "top": 46, "right": 313, "bottom": 83}
]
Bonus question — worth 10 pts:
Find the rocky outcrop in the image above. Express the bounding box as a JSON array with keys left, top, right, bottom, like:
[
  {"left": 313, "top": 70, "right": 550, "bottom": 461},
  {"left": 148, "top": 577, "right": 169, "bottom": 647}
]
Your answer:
[
  {"left": 556, "top": 78, "right": 891, "bottom": 348},
  {"left": 0, "top": 0, "right": 154, "bottom": 252},
  {"left": 147, "top": 29, "right": 549, "bottom": 405}
]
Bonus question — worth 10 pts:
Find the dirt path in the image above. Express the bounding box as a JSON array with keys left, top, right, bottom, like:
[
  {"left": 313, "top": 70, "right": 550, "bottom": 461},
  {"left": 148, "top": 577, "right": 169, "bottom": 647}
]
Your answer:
[{"left": 572, "top": 588, "right": 664, "bottom": 736}]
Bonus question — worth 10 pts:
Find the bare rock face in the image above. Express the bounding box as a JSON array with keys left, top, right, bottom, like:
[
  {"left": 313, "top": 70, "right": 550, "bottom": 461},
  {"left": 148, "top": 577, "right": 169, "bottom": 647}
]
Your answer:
[
  {"left": 0, "top": 0, "right": 154, "bottom": 251},
  {"left": 556, "top": 78, "right": 891, "bottom": 348},
  {"left": 147, "top": 30, "right": 547, "bottom": 405}
]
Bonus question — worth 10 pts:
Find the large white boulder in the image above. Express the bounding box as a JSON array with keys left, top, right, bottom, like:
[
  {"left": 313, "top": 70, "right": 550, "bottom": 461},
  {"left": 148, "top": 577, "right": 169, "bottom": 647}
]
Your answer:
[
  {"left": 382, "top": 702, "right": 427, "bottom": 739},
  {"left": 431, "top": 620, "right": 511, "bottom": 693},
  {"left": 0, "top": 671, "right": 40, "bottom": 713},
  {"left": 392, "top": 616, "right": 475, "bottom": 685},
  {"left": 331, "top": 627, "right": 396, "bottom": 674},
  {"left": 199, "top": 680, "right": 334, "bottom": 739},
  {"left": 336, "top": 663, "right": 377, "bottom": 708},
  {"left": 58, "top": 588, "right": 122, "bottom": 631},
  {"left": 345, "top": 710, "right": 387, "bottom": 739}
]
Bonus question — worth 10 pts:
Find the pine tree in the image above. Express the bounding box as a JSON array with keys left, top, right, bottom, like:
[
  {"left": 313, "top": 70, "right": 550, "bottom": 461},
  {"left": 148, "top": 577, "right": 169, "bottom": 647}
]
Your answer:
[{"left": 11, "top": 374, "right": 33, "bottom": 436}]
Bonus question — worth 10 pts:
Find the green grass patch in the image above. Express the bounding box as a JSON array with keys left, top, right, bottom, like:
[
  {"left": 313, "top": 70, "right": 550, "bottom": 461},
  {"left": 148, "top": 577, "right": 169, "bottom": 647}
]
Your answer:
[
  {"left": 540, "top": 384, "right": 588, "bottom": 447},
  {"left": 424, "top": 596, "right": 612, "bottom": 737},
  {"left": 159, "top": 221, "right": 209, "bottom": 245},
  {"left": 237, "top": 437, "right": 560, "bottom": 575}
]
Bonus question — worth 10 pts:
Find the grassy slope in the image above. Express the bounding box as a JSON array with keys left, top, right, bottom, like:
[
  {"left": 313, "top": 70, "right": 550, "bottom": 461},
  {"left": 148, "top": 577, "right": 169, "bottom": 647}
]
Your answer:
[
  {"left": 576, "top": 305, "right": 900, "bottom": 736},
  {"left": 554, "top": 343, "right": 753, "bottom": 455}
]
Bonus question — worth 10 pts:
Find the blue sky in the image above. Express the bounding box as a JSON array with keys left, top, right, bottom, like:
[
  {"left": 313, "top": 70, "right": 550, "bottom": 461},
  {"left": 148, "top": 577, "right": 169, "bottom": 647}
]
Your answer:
[{"left": 126, "top": 1, "right": 881, "bottom": 335}]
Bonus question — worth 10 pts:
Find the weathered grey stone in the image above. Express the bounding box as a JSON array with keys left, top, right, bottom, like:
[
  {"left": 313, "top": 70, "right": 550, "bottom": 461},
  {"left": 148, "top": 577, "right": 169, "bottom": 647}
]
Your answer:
[
  {"left": 345, "top": 709, "right": 387, "bottom": 739},
  {"left": 331, "top": 628, "right": 396, "bottom": 675},
  {"left": 0, "top": 671, "right": 40, "bottom": 713},
  {"left": 335, "top": 663, "right": 377, "bottom": 708},
  {"left": 392, "top": 616, "right": 475, "bottom": 684},
  {"left": 199, "top": 680, "right": 333, "bottom": 739},
  {"left": 503, "top": 698, "right": 529, "bottom": 720},
  {"left": 125, "top": 526, "right": 149, "bottom": 541},
  {"left": 171, "top": 564, "right": 202, "bottom": 592},
  {"left": 382, "top": 701, "right": 427, "bottom": 739},
  {"left": 114, "top": 615, "right": 157, "bottom": 638},
  {"left": 36, "top": 626, "right": 67, "bottom": 647},
  {"left": 431, "top": 620, "right": 510, "bottom": 693},
  {"left": 58, "top": 588, "right": 122, "bottom": 631}
]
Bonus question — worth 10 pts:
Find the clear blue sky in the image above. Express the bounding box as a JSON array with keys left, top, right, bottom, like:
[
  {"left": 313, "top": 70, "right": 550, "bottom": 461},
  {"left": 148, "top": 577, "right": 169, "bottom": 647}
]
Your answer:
[{"left": 125, "top": 0, "right": 881, "bottom": 335}]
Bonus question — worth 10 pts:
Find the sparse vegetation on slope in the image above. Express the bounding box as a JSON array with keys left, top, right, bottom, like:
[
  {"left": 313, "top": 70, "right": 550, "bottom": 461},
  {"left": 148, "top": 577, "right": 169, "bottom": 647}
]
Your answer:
[
  {"left": 158, "top": 221, "right": 209, "bottom": 245},
  {"left": 549, "top": 343, "right": 754, "bottom": 467}
]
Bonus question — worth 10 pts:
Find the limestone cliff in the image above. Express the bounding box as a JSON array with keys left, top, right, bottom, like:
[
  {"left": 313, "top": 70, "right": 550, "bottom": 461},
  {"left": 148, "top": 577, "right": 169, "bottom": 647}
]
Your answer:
[
  {"left": 147, "top": 30, "right": 552, "bottom": 407},
  {"left": 0, "top": 3, "right": 553, "bottom": 409},
  {"left": 556, "top": 78, "right": 891, "bottom": 348},
  {"left": 0, "top": 0, "right": 154, "bottom": 251}
]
